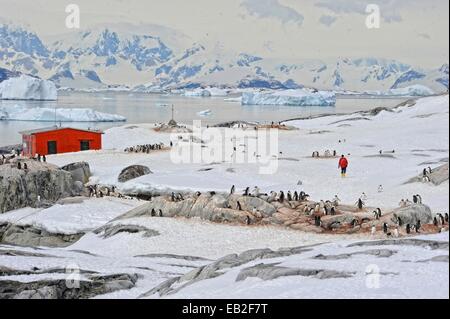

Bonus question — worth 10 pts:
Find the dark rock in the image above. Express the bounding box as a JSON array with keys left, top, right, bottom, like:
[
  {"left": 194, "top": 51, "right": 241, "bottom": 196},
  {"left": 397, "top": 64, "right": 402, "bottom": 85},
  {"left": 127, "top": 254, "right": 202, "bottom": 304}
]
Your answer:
[{"left": 118, "top": 165, "right": 152, "bottom": 183}]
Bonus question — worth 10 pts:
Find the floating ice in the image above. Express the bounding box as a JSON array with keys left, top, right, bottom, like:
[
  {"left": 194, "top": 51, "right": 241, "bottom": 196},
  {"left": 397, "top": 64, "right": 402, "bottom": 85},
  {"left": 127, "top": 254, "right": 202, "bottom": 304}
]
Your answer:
[{"left": 241, "top": 89, "right": 336, "bottom": 106}]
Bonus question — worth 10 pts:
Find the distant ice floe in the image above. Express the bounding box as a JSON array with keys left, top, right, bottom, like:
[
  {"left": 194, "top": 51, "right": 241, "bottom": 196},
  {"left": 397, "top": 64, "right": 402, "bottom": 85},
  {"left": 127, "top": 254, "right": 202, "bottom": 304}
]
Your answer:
[
  {"left": 0, "top": 104, "right": 126, "bottom": 122},
  {"left": 0, "top": 75, "right": 57, "bottom": 101},
  {"left": 241, "top": 89, "right": 336, "bottom": 106}
]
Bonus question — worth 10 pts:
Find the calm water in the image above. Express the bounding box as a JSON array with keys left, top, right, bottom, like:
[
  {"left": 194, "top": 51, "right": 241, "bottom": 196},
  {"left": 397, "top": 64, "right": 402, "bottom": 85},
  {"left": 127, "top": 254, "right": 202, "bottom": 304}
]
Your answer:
[{"left": 0, "top": 92, "right": 407, "bottom": 146}]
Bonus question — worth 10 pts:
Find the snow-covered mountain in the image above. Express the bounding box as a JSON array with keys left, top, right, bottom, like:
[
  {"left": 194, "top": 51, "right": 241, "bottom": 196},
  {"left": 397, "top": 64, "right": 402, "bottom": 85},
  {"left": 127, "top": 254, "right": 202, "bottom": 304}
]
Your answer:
[{"left": 0, "top": 23, "right": 448, "bottom": 93}]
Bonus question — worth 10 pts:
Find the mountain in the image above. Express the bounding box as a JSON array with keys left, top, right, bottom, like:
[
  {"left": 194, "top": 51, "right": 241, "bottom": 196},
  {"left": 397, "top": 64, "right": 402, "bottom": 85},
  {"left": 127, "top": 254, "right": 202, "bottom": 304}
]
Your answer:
[{"left": 0, "top": 23, "right": 448, "bottom": 93}]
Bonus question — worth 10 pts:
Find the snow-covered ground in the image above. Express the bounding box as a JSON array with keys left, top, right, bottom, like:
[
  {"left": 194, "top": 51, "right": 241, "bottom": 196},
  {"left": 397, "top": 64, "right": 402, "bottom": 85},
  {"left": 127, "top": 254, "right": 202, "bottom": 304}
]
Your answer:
[
  {"left": 0, "top": 197, "right": 141, "bottom": 234},
  {"left": 0, "top": 104, "right": 126, "bottom": 122},
  {"left": 0, "top": 75, "right": 57, "bottom": 101},
  {"left": 0, "top": 95, "right": 448, "bottom": 299},
  {"left": 48, "top": 95, "right": 449, "bottom": 214}
]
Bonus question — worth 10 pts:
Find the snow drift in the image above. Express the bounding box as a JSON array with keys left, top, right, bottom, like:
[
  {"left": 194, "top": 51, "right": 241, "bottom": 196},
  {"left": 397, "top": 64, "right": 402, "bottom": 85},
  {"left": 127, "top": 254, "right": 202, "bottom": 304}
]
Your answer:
[
  {"left": 0, "top": 104, "right": 126, "bottom": 122},
  {"left": 241, "top": 89, "right": 336, "bottom": 106},
  {"left": 0, "top": 75, "right": 58, "bottom": 101}
]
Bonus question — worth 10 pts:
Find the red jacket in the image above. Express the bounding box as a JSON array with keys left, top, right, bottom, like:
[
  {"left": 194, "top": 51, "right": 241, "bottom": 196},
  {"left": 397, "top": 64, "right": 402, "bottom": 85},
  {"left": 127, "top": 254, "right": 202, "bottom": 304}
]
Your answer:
[{"left": 339, "top": 157, "right": 348, "bottom": 168}]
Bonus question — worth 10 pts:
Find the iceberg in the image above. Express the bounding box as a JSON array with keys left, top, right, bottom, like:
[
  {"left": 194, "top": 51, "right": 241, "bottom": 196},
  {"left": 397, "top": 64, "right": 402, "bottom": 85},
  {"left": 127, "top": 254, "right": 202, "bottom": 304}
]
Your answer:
[
  {"left": 0, "top": 104, "right": 126, "bottom": 122},
  {"left": 184, "top": 87, "right": 229, "bottom": 97},
  {"left": 241, "top": 89, "right": 336, "bottom": 106},
  {"left": 197, "top": 109, "right": 212, "bottom": 116},
  {"left": 0, "top": 75, "right": 58, "bottom": 101}
]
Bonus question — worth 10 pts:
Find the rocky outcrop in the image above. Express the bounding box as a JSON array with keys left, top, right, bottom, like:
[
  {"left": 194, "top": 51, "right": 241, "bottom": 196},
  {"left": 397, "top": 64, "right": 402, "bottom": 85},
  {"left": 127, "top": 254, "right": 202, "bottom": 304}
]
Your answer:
[
  {"left": 139, "top": 246, "right": 314, "bottom": 298},
  {"left": 116, "top": 193, "right": 270, "bottom": 225},
  {"left": 61, "top": 162, "right": 91, "bottom": 184},
  {"left": 94, "top": 224, "right": 160, "bottom": 239},
  {"left": 405, "top": 163, "right": 449, "bottom": 185},
  {"left": 0, "top": 160, "right": 80, "bottom": 214},
  {"left": 0, "top": 223, "right": 83, "bottom": 247},
  {"left": 236, "top": 263, "right": 354, "bottom": 282},
  {"left": 118, "top": 165, "right": 152, "bottom": 183},
  {"left": 391, "top": 204, "right": 433, "bottom": 225},
  {"left": 0, "top": 273, "right": 138, "bottom": 299}
]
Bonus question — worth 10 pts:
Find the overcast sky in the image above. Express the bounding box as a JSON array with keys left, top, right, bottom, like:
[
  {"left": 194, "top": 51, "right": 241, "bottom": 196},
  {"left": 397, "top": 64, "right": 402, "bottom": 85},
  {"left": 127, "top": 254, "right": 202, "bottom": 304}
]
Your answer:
[{"left": 0, "top": 0, "right": 448, "bottom": 68}]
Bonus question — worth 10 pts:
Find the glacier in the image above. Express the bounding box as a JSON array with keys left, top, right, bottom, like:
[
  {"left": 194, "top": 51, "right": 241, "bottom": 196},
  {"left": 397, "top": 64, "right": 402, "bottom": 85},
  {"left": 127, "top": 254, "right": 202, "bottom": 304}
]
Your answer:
[
  {"left": 241, "top": 89, "right": 336, "bottom": 106},
  {"left": 365, "top": 85, "right": 435, "bottom": 97},
  {"left": 0, "top": 75, "right": 57, "bottom": 101},
  {"left": 0, "top": 104, "right": 126, "bottom": 122}
]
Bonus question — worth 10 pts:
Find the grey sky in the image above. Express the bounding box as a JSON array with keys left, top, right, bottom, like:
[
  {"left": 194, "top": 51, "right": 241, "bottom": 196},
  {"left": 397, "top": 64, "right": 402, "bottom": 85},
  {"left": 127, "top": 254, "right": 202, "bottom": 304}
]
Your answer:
[{"left": 0, "top": 0, "right": 448, "bottom": 68}]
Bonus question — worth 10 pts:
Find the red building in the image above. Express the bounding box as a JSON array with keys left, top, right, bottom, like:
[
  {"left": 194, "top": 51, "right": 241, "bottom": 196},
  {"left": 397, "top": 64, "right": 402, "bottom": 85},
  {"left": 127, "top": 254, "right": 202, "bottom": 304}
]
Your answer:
[{"left": 20, "top": 127, "right": 103, "bottom": 157}]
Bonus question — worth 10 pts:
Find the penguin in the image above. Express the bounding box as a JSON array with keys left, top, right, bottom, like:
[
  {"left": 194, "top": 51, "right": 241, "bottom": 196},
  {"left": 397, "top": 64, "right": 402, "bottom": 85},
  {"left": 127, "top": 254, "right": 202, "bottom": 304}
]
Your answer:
[
  {"left": 287, "top": 191, "right": 292, "bottom": 202},
  {"left": 373, "top": 210, "right": 379, "bottom": 220},
  {"left": 351, "top": 219, "right": 358, "bottom": 228},
  {"left": 438, "top": 213, "right": 445, "bottom": 225},
  {"left": 377, "top": 208, "right": 382, "bottom": 217},
  {"left": 413, "top": 195, "right": 418, "bottom": 204},
  {"left": 393, "top": 228, "right": 399, "bottom": 238},
  {"left": 324, "top": 206, "right": 329, "bottom": 215},
  {"left": 371, "top": 226, "right": 376, "bottom": 235},
  {"left": 293, "top": 191, "right": 299, "bottom": 201},
  {"left": 357, "top": 198, "right": 364, "bottom": 210},
  {"left": 17, "top": 162, "right": 21, "bottom": 169},
  {"left": 433, "top": 217, "right": 439, "bottom": 227},
  {"left": 415, "top": 220, "right": 421, "bottom": 233},
  {"left": 397, "top": 217, "right": 403, "bottom": 227},
  {"left": 445, "top": 213, "right": 449, "bottom": 223},
  {"left": 237, "top": 201, "right": 242, "bottom": 211},
  {"left": 243, "top": 187, "right": 250, "bottom": 196},
  {"left": 23, "top": 163, "right": 28, "bottom": 170},
  {"left": 406, "top": 224, "right": 411, "bottom": 234},
  {"left": 315, "top": 216, "right": 321, "bottom": 227},
  {"left": 416, "top": 194, "right": 422, "bottom": 204},
  {"left": 428, "top": 166, "right": 432, "bottom": 174},
  {"left": 177, "top": 193, "right": 184, "bottom": 201},
  {"left": 151, "top": 209, "right": 156, "bottom": 217},
  {"left": 230, "top": 185, "right": 235, "bottom": 195},
  {"left": 383, "top": 223, "right": 388, "bottom": 234},
  {"left": 171, "top": 192, "right": 176, "bottom": 202},
  {"left": 246, "top": 215, "right": 251, "bottom": 225},
  {"left": 43, "top": 155, "right": 46, "bottom": 162},
  {"left": 158, "top": 209, "right": 163, "bottom": 217},
  {"left": 278, "top": 191, "right": 285, "bottom": 203},
  {"left": 330, "top": 207, "right": 336, "bottom": 216}
]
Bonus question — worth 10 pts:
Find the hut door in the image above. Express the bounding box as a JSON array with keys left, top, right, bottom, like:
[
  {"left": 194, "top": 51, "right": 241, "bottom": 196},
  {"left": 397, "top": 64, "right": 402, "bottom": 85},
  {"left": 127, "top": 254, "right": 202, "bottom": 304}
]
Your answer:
[
  {"left": 80, "top": 140, "right": 90, "bottom": 151},
  {"left": 47, "top": 141, "right": 57, "bottom": 154}
]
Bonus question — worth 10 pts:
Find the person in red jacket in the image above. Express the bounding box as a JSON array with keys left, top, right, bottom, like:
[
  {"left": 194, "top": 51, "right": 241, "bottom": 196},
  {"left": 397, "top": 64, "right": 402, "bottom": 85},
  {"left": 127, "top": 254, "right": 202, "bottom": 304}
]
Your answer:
[{"left": 338, "top": 155, "right": 348, "bottom": 177}]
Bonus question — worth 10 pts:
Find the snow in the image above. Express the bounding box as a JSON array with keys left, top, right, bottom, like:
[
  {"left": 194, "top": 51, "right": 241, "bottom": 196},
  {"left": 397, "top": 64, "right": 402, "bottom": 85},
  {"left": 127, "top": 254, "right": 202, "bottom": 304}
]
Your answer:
[
  {"left": 0, "top": 197, "right": 141, "bottom": 234},
  {"left": 365, "top": 85, "right": 435, "bottom": 97},
  {"left": 47, "top": 95, "right": 449, "bottom": 214},
  {"left": 0, "top": 75, "right": 57, "bottom": 101},
  {"left": 1, "top": 94, "right": 446, "bottom": 299},
  {"left": 241, "top": 89, "right": 336, "bottom": 106},
  {"left": 161, "top": 232, "right": 449, "bottom": 299},
  {"left": 0, "top": 104, "right": 126, "bottom": 122}
]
